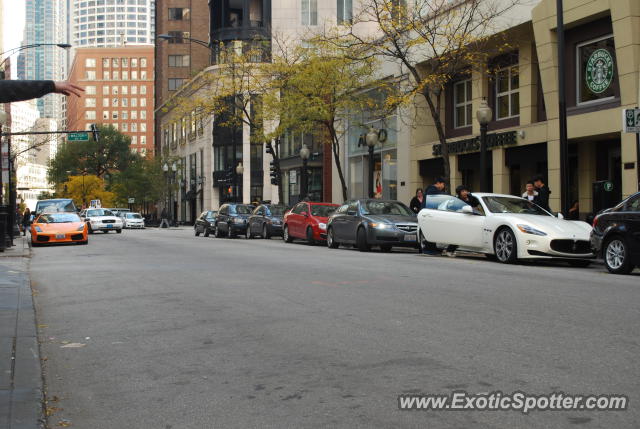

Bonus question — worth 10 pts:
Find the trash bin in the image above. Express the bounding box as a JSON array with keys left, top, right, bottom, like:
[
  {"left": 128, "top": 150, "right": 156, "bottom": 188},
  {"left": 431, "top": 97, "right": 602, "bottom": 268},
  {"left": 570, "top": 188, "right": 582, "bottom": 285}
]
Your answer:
[{"left": 0, "top": 205, "right": 8, "bottom": 251}]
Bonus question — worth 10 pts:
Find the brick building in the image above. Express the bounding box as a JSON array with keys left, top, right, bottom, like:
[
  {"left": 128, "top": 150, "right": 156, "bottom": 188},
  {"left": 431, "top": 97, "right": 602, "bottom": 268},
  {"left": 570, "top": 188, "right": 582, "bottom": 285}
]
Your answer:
[{"left": 67, "top": 46, "right": 155, "bottom": 157}]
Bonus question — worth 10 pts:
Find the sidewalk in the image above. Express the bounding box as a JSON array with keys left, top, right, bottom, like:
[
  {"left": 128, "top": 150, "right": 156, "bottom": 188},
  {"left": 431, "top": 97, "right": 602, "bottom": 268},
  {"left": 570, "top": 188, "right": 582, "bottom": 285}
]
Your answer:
[{"left": 0, "top": 236, "right": 44, "bottom": 429}]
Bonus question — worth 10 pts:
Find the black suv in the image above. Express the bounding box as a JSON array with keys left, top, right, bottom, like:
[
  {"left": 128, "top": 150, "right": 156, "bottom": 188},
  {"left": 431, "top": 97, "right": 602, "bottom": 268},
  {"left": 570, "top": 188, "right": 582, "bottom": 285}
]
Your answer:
[
  {"left": 194, "top": 211, "right": 217, "bottom": 237},
  {"left": 246, "top": 204, "right": 287, "bottom": 239},
  {"left": 591, "top": 192, "right": 640, "bottom": 274},
  {"left": 214, "top": 204, "right": 254, "bottom": 238}
]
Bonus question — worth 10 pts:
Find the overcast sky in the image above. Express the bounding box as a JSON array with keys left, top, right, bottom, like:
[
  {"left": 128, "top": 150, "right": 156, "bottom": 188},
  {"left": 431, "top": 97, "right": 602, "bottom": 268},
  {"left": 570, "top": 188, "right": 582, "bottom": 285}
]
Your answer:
[{"left": 3, "top": 1, "right": 26, "bottom": 78}]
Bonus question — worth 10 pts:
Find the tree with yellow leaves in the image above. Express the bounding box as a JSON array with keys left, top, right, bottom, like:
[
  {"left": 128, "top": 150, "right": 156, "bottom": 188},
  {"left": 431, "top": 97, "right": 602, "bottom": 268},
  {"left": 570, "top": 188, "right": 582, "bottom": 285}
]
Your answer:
[{"left": 58, "top": 174, "right": 115, "bottom": 209}]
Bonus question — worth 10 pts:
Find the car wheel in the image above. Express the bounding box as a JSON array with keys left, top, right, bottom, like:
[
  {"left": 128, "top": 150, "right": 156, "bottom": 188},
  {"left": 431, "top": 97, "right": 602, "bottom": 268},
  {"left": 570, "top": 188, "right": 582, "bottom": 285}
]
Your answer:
[
  {"left": 204, "top": 228, "right": 210, "bottom": 237},
  {"left": 568, "top": 259, "right": 591, "bottom": 268},
  {"left": 327, "top": 227, "right": 339, "bottom": 249},
  {"left": 603, "top": 236, "right": 634, "bottom": 274},
  {"left": 262, "top": 224, "right": 271, "bottom": 239},
  {"left": 116, "top": 229, "right": 122, "bottom": 234},
  {"left": 215, "top": 225, "right": 224, "bottom": 238},
  {"left": 195, "top": 228, "right": 201, "bottom": 236},
  {"left": 494, "top": 228, "right": 517, "bottom": 264},
  {"left": 419, "top": 230, "right": 436, "bottom": 253},
  {"left": 356, "top": 227, "right": 370, "bottom": 252},
  {"left": 380, "top": 245, "right": 392, "bottom": 252},
  {"left": 306, "top": 227, "right": 315, "bottom": 245},
  {"left": 283, "top": 225, "right": 293, "bottom": 243},
  {"left": 246, "top": 226, "right": 253, "bottom": 239}
]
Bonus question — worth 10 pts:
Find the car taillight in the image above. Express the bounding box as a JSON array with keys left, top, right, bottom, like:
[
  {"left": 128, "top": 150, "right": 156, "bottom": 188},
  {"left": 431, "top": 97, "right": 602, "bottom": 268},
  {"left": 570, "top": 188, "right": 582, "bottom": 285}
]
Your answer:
[{"left": 592, "top": 216, "right": 598, "bottom": 228}]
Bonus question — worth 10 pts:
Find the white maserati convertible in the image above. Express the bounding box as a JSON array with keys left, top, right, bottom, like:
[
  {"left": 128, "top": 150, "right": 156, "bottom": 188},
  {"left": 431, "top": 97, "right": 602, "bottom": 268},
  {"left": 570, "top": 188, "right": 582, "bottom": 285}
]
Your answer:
[{"left": 417, "top": 193, "right": 594, "bottom": 266}]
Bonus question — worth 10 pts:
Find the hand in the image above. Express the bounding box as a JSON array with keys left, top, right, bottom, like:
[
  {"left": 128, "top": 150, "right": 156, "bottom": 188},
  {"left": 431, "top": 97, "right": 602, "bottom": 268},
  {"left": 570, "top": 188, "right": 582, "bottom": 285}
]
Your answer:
[{"left": 53, "top": 81, "right": 85, "bottom": 97}]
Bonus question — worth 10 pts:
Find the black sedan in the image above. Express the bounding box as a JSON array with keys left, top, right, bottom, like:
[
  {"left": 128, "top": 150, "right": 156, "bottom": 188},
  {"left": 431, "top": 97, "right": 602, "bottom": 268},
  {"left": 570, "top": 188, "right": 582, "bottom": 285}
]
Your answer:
[
  {"left": 591, "top": 192, "right": 640, "bottom": 274},
  {"left": 194, "top": 211, "right": 217, "bottom": 237},
  {"left": 246, "top": 204, "right": 287, "bottom": 239},
  {"left": 326, "top": 199, "right": 419, "bottom": 252},
  {"left": 214, "top": 203, "right": 254, "bottom": 238}
]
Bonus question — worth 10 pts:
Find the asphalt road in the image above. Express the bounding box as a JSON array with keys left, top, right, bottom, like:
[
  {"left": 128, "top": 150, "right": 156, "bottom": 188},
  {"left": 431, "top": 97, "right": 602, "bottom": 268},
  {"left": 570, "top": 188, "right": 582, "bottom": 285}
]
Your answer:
[{"left": 30, "top": 228, "right": 639, "bottom": 429}]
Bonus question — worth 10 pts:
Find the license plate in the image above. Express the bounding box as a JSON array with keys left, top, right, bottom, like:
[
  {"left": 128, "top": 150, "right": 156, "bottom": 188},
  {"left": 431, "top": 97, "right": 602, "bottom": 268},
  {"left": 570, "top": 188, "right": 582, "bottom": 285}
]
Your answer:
[
  {"left": 55, "top": 234, "right": 65, "bottom": 239},
  {"left": 404, "top": 234, "right": 417, "bottom": 242},
  {"left": 107, "top": 224, "right": 113, "bottom": 228}
]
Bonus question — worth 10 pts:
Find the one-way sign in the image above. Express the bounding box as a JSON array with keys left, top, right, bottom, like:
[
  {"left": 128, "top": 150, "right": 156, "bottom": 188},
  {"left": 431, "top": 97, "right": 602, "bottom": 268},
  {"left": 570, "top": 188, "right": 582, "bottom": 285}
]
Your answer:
[{"left": 623, "top": 108, "right": 640, "bottom": 133}]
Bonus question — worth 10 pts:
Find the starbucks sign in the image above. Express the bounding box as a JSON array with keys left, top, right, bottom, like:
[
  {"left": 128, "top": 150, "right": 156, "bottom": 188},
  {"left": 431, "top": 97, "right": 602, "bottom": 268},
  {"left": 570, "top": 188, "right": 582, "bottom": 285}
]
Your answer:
[{"left": 585, "top": 48, "right": 614, "bottom": 94}]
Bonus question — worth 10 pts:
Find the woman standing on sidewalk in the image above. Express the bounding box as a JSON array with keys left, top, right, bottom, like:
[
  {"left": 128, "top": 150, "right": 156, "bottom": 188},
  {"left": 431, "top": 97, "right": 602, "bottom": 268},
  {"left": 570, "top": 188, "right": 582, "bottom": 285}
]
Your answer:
[{"left": 22, "top": 208, "right": 31, "bottom": 236}]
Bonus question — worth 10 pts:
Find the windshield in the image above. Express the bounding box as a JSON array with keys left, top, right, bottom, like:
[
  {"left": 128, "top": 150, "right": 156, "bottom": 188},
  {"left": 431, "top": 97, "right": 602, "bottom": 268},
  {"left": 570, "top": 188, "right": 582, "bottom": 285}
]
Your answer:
[
  {"left": 126, "top": 213, "right": 142, "bottom": 219},
  {"left": 86, "top": 209, "right": 114, "bottom": 217},
  {"left": 206, "top": 211, "right": 217, "bottom": 219},
  {"left": 482, "top": 196, "right": 551, "bottom": 216},
  {"left": 268, "top": 206, "right": 286, "bottom": 216},
  {"left": 38, "top": 213, "right": 81, "bottom": 223},
  {"left": 36, "top": 200, "right": 76, "bottom": 213},
  {"left": 361, "top": 201, "right": 414, "bottom": 216},
  {"left": 310, "top": 205, "right": 337, "bottom": 217},
  {"left": 232, "top": 205, "right": 253, "bottom": 215}
]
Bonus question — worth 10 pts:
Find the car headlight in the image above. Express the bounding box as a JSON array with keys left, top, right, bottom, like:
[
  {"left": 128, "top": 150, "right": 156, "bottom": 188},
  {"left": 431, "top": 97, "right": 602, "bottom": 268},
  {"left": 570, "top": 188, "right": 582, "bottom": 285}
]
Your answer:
[
  {"left": 516, "top": 224, "right": 547, "bottom": 236},
  {"left": 34, "top": 226, "right": 42, "bottom": 232},
  {"left": 76, "top": 225, "right": 85, "bottom": 231},
  {"left": 318, "top": 222, "right": 327, "bottom": 230},
  {"left": 369, "top": 222, "right": 389, "bottom": 229}
]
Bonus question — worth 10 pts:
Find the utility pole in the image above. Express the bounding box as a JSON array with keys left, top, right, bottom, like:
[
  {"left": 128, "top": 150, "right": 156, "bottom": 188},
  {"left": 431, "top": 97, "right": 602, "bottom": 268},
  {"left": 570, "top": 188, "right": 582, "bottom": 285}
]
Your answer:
[{"left": 557, "top": 0, "right": 570, "bottom": 216}]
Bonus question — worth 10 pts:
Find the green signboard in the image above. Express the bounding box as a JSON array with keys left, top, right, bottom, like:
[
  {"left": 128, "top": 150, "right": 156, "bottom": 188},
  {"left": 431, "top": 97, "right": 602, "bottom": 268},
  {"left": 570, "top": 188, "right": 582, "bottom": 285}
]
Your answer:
[{"left": 68, "top": 132, "right": 89, "bottom": 142}]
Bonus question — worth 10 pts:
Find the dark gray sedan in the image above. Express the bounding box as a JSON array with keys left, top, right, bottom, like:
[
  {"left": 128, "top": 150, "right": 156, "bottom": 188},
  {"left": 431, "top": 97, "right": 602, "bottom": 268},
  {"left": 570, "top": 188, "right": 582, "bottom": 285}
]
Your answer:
[{"left": 326, "top": 199, "right": 419, "bottom": 252}]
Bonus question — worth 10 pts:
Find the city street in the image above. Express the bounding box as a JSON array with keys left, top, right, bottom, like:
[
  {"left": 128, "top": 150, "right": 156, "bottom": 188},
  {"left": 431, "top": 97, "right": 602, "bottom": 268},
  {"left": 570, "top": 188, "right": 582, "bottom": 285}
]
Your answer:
[{"left": 31, "top": 228, "right": 639, "bottom": 428}]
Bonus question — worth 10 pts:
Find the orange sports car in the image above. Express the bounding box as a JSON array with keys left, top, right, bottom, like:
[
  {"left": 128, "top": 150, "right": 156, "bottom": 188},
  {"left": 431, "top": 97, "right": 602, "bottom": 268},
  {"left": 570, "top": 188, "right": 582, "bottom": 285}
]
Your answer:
[{"left": 31, "top": 212, "right": 88, "bottom": 246}]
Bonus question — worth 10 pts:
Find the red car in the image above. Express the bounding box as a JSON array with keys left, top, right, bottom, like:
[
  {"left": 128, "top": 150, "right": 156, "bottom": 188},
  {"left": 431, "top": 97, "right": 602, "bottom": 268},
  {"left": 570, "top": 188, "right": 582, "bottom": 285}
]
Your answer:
[{"left": 283, "top": 202, "right": 339, "bottom": 244}]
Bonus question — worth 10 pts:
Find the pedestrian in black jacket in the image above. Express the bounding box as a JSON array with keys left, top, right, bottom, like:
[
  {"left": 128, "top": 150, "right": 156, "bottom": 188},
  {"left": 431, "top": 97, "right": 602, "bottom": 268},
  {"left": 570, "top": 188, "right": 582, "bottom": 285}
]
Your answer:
[
  {"left": 0, "top": 80, "right": 84, "bottom": 103},
  {"left": 533, "top": 175, "right": 551, "bottom": 212},
  {"left": 423, "top": 177, "right": 446, "bottom": 199},
  {"left": 409, "top": 188, "right": 423, "bottom": 214}
]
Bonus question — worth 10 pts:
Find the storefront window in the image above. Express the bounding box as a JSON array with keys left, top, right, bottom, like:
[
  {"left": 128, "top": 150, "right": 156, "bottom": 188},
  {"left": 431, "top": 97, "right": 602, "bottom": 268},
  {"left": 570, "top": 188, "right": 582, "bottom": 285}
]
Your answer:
[{"left": 577, "top": 35, "right": 616, "bottom": 105}]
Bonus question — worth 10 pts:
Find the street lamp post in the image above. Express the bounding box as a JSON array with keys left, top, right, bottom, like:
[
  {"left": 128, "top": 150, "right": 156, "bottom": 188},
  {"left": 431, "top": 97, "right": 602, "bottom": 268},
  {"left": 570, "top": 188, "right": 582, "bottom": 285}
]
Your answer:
[
  {"left": 0, "top": 43, "right": 72, "bottom": 78},
  {"left": 476, "top": 99, "right": 493, "bottom": 192},
  {"left": 365, "top": 128, "right": 379, "bottom": 198},
  {"left": 163, "top": 162, "right": 177, "bottom": 226},
  {"left": 299, "top": 144, "right": 310, "bottom": 201},
  {"left": 235, "top": 162, "right": 244, "bottom": 203}
]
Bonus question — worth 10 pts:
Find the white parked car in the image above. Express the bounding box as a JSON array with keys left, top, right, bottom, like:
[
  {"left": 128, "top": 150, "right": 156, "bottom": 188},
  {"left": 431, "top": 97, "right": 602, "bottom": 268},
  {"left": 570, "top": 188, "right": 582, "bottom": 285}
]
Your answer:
[
  {"left": 123, "top": 212, "right": 145, "bottom": 229},
  {"left": 81, "top": 208, "right": 124, "bottom": 234},
  {"left": 417, "top": 193, "right": 594, "bottom": 266}
]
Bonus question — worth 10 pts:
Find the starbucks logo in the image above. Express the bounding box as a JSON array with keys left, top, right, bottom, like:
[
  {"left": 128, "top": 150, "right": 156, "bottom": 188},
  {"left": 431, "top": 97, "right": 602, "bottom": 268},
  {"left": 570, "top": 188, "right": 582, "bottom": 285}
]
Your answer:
[{"left": 586, "top": 48, "right": 614, "bottom": 94}]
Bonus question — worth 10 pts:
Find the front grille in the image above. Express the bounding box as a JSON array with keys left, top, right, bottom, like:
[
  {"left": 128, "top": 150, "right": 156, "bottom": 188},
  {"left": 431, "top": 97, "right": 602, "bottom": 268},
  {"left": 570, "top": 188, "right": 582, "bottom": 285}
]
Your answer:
[
  {"left": 550, "top": 239, "right": 591, "bottom": 254},
  {"left": 102, "top": 219, "right": 115, "bottom": 224},
  {"left": 396, "top": 224, "right": 417, "bottom": 233},
  {"left": 71, "top": 234, "right": 84, "bottom": 240},
  {"left": 37, "top": 236, "right": 50, "bottom": 242}
]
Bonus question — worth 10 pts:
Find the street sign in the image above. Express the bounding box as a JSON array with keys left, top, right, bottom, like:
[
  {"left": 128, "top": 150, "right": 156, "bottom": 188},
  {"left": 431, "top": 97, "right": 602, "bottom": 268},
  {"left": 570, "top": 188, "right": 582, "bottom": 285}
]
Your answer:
[
  {"left": 603, "top": 181, "right": 613, "bottom": 192},
  {"left": 623, "top": 108, "right": 640, "bottom": 133},
  {"left": 67, "top": 132, "right": 90, "bottom": 141},
  {"left": 128, "top": 198, "right": 135, "bottom": 204}
]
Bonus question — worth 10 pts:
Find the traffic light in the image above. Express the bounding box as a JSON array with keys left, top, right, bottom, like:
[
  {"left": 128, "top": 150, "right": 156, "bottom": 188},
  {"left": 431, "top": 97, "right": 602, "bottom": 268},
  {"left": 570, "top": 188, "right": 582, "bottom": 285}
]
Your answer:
[
  {"left": 265, "top": 144, "right": 274, "bottom": 155},
  {"left": 269, "top": 161, "right": 279, "bottom": 186},
  {"left": 90, "top": 123, "right": 100, "bottom": 142}
]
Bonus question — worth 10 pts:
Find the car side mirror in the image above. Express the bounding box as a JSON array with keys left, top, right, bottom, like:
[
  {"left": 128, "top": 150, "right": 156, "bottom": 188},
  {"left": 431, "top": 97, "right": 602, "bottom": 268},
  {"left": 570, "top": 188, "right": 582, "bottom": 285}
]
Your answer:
[
  {"left": 557, "top": 212, "right": 564, "bottom": 219},
  {"left": 461, "top": 205, "right": 474, "bottom": 214}
]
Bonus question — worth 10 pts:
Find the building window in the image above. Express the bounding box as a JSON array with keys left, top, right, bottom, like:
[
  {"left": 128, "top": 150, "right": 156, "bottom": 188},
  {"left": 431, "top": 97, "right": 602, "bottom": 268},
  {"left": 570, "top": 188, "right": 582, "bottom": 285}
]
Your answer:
[
  {"left": 112, "top": 86, "right": 119, "bottom": 95},
  {"left": 103, "top": 85, "right": 110, "bottom": 95},
  {"left": 140, "top": 85, "right": 147, "bottom": 95},
  {"left": 301, "top": 0, "right": 317, "bottom": 25},
  {"left": 140, "top": 123, "right": 147, "bottom": 132},
  {"left": 168, "top": 54, "right": 190, "bottom": 67},
  {"left": 122, "top": 57, "right": 129, "bottom": 67},
  {"left": 577, "top": 34, "right": 616, "bottom": 105},
  {"left": 112, "top": 97, "right": 119, "bottom": 107},
  {"left": 131, "top": 123, "right": 137, "bottom": 132},
  {"left": 113, "top": 70, "right": 120, "bottom": 80},
  {"left": 112, "top": 58, "right": 119, "bottom": 67},
  {"left": 131, "top": 58, "right": 138, "bottom": 67},
  {"left": 131, "top": 98, "right": 138, "bottom": 107},
  {"left": 131, "top": 85, "right": 138, "bottom": 94},
  {"left": 140, "top": 58, "right": 147, "bottom": 67},
  {"left": 122, "top": 98, "right": 128, "bottom": 107},
  {"left": 140, "top": 71, "right": 147, "bottom": 79},
  {"left": 85, "top": 58, "right": 96, "bottom": 67},
  {"left": 103, "top": 58, "right": 110, "bottom": 67},
  {"left": 131, "top": 110, "right": 138, "bottom": 119},
  {"left": 122, "top": 111, "right": 128, "bottom": 120},
  {"left": 140, "top": 110, "right": 146, "bottom": 119},
  {"left": 122, "top": 70, "right": 129, "bottom": 80},
  {"left": 131, "top": 71, "right": 138, "bottom": 80},
  {"left": 103, "top": 71, "right": 110, "bottom": 80},
  {"left": 140, "top": 137, "right": 146, "bottom": 146},
  {"left": 121, "top": 122, "right": 128, "bottom": 131},
  {"left": 85, "top": 98, "right": 96, "bottom": 107},
  {"left": 453, "top": 79, "right": 472, "bottom": 128},
  {"left": 495, "top": 65, "right": 519, "bottom": 120},
  {"left": 337, "top": 0, "right": 352, "bottom": 24},
  {"left": 168, "top": 8, "right": 190, "bottom": 20},
  {"left": 121, "top": 85, "right": 128, "bottom": 95},
  {"left": 85, "top": 111, "right": 96, "bottom": 120},
  {"left": 167, "top": 31, "right": 187, "bottom": 43},
  {"left": 85, "top": 85, "right": 96, "bottom": 95},
  {"left": 131, "top": 136, "right": 137, "bottom": 145},
  {"left": 103, "top": 111, "right": 109, "bottom": 119},
  {"left": 86, "top": 70, "right": 96, "bottom": 80},
  {"left": 112, "top": 111, "right": 118, "bottom": 120},
  {"left": 168, "top": 78, "right": 185, "bottom": 91},
  {"left": 140, "top": 98, "right": 146, "bottom": 107}
]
